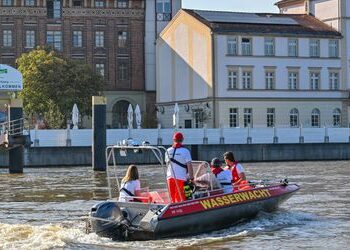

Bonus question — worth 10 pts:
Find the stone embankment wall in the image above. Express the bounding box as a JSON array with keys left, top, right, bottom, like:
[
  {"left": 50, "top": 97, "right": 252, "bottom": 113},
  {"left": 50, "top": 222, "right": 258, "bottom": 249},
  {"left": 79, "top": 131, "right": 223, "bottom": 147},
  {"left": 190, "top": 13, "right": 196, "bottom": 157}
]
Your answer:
[{"left": 0, "top": 143, "right": 349, "bottom": 167}]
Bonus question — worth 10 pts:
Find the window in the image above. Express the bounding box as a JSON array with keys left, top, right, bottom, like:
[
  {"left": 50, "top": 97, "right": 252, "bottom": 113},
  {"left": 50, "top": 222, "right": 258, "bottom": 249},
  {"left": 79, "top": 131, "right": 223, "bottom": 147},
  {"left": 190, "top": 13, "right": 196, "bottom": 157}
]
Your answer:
[
  {"left": 156, "top": 0, "right": 171, "bottom": 13},
  {"left": 47, "top": 0, "right": 62, "bottom": 18},
  {"left": 96, "top": 63, "right": 105, "bottom": 77},
  {"left": 267, "top": 108, "right": 275, "bottom": 127},
  {"left": 288, "top": 71, "right": 298, "bottom": 90},
  {"left": 25, "top": 30, "right": 35, "bottom": 48},
  {"left": 2, "top": 0, "right": 12, "bottom": 6},
  {"left": 73, "top": 0, "right": 82, "bottom": 7},
  {"left": 288, "top": 38, "right": 298, "bottom": 57},
  {"left": 228, "top": 69, "right": 238, "bottom": 89},
  {"left": 227, "top": 37, "right": 237, "bottom": 55},
  {"left": 117, "top": 0, "right": 128, "bottom": 8},
  {"left": 72, "top": 31, "right": 82, "bottom": 48},
  {"left": 118, "top": 62, "right": 128, "bottom": 80},
  {"left": 95, "top": 31, "right": 104, "bottom": 47},
  {"left": 329, "top": 40, "right": 339, "bottom": 58},
  {"left": 118, "top": 31, "right": 127, "bottom": 48},
  {"left": 311, "top": 108, "right": 320, "bottom": 127},
  {"left": 184, "top": 119, "right": 192, "bottom": 128},
  {"left": 242, "top": 71, "right": 252, "bottom": 89},
  {"left": 3, "top": 30, "right": 12, "bottom": 47},
  {"left": 193, "top": 109, "right": 204, "bottom": 128},
  {"left": 229, "top": 108, "right": 238, "bottom": 127},
  {"left": 241, "top": 38, "right": 252, "bottom": 56},
  {"left": 290, "top": 108, "right": 299, "bottom": 127},
  {"left": 310, "top": 39, "right": 320, "bottom": 57},
  {"left": 265, "top": 71, "right": 275, "bottom": 89},
  {"left": 329, "top": 72, "right": 339, "bottom": 90},
  {"left": 95, "top": 0, "right": 105, "bottom": 7},
  {"left": 310, "top": 72, "right": 320, "bottom": 90},
  {"left": 25, "top": 0, "right": 35, "bottom": 6},
  {"left": 244, "top": 108, "right": 252, "bottom": 127},
  {"left": 46, "top": 31, "right": 62, "bottom": 51},
  {"left": 333, "top": 108, "right": 341, "bottom": 127},
  {"left": 264, "top": 38, "right": 275, "bottom": 56}
]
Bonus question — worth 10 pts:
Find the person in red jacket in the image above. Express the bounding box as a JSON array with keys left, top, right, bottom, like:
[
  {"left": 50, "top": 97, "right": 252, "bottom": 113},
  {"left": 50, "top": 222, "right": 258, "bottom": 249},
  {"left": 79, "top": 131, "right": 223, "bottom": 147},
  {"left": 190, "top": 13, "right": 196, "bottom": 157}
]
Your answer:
[
  {"left": 165, "top": 132, "right": 194, "bottom": 203},
  {"left": 223, "top": 151, "right": 250, "bottom": 191}
]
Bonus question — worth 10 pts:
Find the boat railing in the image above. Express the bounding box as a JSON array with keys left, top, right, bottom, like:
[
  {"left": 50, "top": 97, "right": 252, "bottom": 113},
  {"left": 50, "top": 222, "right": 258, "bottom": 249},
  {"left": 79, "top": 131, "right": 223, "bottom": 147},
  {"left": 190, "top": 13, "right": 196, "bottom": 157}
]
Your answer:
[{"left": 105, "top": 143, "right": 168, "bottom": 200}]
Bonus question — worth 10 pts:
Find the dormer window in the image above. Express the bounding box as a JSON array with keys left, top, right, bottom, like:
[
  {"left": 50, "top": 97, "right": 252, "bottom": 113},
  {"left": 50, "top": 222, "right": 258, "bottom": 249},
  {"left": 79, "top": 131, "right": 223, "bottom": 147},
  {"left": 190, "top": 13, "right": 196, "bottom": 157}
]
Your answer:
[
  {"left": 25, "top": 0, "right": 35, "bottom": 6},
  {"left": 47, "top": 0, "right": 62, "bottom": 19},
  {"left": 73, "top": 0, "right": 82, "bottom": 7},
  {"left": 2, "top": 0, "right": 12, "bottom": 6}
]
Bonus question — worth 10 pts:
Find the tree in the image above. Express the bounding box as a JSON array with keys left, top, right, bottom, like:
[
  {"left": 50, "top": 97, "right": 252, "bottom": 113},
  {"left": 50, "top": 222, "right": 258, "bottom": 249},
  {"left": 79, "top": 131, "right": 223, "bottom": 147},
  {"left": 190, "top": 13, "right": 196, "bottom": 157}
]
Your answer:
[{"left": 17, "top": 48, "right": 103, "bottom": 128}]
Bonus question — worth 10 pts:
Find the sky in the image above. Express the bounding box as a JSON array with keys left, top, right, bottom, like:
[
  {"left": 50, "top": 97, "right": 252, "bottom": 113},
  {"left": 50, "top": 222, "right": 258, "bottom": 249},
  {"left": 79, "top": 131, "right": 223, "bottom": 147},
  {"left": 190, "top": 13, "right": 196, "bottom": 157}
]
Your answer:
[{"left": 182, "top": 0, "right": 279, "bottom": 13}]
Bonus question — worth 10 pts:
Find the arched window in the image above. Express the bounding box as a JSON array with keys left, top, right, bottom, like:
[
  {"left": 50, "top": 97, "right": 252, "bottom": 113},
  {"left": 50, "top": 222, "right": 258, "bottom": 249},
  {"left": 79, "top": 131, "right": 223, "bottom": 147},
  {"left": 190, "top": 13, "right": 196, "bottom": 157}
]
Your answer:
[
  {"left": 289, "top": 108, "right": 299, "bottom": 127},
  {"left": 311, "top": 108, "right": 320, "bottom": 127},
  {"left": 112, "top": 100, "right": 131, "bottom": 128},
  {"left": 333, "top": 108, "right": 341, "bottom": 127}
]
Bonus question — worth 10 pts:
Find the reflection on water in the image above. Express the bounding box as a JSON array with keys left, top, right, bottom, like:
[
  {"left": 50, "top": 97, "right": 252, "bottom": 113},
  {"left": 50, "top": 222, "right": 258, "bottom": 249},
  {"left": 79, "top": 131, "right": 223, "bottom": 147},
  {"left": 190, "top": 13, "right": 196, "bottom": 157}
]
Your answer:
[{"left": 0, "top": 161, "right": 349, "bottom": 249}]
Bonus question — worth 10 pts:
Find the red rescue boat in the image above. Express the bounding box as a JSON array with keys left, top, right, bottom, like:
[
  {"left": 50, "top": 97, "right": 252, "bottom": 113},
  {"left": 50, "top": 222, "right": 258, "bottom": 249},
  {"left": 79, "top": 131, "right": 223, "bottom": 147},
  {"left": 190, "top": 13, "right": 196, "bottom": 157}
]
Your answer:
[{"left": 87, "top": 144, "right": 299, "bottom": 240}]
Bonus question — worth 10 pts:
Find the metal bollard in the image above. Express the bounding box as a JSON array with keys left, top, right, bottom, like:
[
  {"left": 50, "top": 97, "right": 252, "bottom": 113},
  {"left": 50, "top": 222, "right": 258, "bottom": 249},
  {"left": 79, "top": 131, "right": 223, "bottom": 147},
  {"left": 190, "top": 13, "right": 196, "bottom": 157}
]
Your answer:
[{"left": 92, "top": 96, "right": 107, "bottom": 171}]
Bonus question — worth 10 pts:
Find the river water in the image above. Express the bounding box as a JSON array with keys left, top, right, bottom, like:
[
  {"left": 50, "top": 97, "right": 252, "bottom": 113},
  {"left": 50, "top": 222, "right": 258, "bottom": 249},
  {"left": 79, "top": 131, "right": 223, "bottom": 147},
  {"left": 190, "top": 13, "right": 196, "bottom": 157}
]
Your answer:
[{"left": 0, "top": 161, "right": 349, "bottom": 249}]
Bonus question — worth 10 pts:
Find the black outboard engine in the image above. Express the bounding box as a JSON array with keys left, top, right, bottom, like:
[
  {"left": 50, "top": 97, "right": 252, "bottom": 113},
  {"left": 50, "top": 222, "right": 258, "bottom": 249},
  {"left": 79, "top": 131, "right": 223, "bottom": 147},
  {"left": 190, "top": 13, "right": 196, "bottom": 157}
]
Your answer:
[{"left": 89, "top": 201, "right": 130, "bottom": 240}]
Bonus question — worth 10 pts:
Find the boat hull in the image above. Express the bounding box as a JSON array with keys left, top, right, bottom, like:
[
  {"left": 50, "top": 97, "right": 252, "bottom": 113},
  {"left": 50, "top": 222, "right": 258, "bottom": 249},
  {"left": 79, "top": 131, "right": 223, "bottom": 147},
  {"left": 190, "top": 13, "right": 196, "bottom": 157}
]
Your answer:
[
  {"left": 153, "top": 188, "right": 295, "bottom": 239},
  {"left": 89, "top": 184, "right": 299, "bottom": 240}
]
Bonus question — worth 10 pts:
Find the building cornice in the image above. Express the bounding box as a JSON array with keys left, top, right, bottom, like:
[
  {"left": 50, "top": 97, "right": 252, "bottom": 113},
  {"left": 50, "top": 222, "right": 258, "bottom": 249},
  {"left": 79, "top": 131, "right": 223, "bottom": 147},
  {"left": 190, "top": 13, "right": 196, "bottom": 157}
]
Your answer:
[
  {"left": 0, "top": 7, "right": 46, "bottom": 16},
  {"left": 0, "top": 7, "right": 144, "bottom": 18},
  {"left": 224, "top": 55, "right": 341, "bottom": 60},
  {"left": 62, "top": 8, "right": 144, "bottom": 18},
  {"left": 275, "top": 0, "right": 306, "bottom": 8},
  {"left": 156, "top": 91, "right": 349, "bottom": 105}
]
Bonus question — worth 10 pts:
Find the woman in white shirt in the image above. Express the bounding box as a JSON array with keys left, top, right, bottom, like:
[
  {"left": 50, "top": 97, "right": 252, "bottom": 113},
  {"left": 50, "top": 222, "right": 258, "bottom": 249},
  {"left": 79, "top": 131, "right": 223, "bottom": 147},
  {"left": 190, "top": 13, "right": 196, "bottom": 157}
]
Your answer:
[{"left": 118, "top": 165, "right": 141, "bottom": 202}]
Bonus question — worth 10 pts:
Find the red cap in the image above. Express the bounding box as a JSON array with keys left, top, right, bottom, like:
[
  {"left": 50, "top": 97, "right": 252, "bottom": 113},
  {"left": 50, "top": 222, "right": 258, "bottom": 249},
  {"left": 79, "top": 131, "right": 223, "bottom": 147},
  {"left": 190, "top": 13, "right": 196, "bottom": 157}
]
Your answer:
[{"left": 173, "top": 132, "right": 184, "bottom": 141}]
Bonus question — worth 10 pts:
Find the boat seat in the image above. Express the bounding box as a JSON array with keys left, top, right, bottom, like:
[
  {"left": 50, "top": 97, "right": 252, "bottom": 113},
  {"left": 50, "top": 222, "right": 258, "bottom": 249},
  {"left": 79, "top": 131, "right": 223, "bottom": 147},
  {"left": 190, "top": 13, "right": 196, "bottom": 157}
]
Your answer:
[{"left": 138, "top": 189, "right": 170, "bottom": 204}]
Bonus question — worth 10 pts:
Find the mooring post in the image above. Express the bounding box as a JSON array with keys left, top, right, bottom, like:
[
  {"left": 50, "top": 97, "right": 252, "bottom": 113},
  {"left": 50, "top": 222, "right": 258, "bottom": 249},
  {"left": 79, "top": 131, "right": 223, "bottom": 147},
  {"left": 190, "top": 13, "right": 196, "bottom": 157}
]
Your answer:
[
  {"left": 92, "top": 96, "right": 107, "bottom": 171},
  {"left": 157, "top": 123, "right": 162, "bottom": 145},
  {"left": 8, "top": 98, "right": 24, "bottom": 174}
]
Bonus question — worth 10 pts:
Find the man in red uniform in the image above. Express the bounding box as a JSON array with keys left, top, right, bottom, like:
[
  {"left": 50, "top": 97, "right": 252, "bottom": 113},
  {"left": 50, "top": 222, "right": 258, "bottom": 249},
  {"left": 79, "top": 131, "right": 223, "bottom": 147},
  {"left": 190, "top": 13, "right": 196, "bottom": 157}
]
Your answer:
[
  {"left": 165, "top": 132, "right": 194, "bottom": 203},
  {"left": 223, "top": 151, "right": 250, "bottom": 191}
]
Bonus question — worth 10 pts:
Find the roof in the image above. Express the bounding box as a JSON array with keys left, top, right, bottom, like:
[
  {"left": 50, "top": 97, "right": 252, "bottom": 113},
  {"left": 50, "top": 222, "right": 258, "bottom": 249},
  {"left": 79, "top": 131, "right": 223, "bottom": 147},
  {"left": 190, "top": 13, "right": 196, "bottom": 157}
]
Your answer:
[{"left": 183, "top": 9, "right": 341, "bottom": 38}]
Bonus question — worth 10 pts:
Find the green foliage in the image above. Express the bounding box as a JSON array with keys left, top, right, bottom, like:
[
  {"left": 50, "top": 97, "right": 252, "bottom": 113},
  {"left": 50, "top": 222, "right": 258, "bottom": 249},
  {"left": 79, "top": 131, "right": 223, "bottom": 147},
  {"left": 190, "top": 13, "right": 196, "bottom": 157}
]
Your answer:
[
  {"left": 17, "top": 48, "right": 103, "bottom": 128},
  {"left": 43, "top": 100, "right": 65, "bottom": 129}
]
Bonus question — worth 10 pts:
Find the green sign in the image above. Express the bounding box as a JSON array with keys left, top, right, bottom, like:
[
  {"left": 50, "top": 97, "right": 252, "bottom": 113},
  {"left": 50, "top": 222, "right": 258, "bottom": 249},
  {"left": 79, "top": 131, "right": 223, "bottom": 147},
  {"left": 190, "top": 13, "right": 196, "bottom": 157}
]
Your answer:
[{"left": 0, "top": 64, "right": 23, "bottom": 91}]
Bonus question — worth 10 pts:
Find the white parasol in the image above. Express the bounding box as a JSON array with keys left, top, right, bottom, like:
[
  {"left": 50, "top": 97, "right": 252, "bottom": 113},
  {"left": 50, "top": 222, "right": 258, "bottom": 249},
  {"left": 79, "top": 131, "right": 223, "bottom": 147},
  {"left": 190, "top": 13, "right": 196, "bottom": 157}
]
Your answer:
[
  {"left": 127, "top": 104, "right": 134, "bottom": 129},
  {"left": 72, "top": 103, "right": 79, "bottom": 129},
  {"left": 173, "top": 103, "right": 179, "bottom": 129},
  {"left": 135, "top": 104, "right": 142, "bottom": 129}
]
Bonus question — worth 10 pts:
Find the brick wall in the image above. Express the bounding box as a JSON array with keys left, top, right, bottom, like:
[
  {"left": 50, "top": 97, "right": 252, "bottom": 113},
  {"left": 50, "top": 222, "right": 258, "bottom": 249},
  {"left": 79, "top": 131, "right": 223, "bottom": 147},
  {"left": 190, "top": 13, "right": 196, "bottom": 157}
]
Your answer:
[{"left": 0, "top": 1, "right": 145, "bottom": 92}]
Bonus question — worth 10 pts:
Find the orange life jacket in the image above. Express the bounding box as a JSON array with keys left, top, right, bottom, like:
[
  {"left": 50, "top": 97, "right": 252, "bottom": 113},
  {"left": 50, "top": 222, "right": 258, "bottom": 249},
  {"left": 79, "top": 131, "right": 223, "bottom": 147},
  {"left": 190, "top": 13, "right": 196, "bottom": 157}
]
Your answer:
[
  {"left": 231, "top": 161, "right": 251, "bottom": 191},
  {"left": 231, "top": 161, "right": 240, "bottom": 182}
]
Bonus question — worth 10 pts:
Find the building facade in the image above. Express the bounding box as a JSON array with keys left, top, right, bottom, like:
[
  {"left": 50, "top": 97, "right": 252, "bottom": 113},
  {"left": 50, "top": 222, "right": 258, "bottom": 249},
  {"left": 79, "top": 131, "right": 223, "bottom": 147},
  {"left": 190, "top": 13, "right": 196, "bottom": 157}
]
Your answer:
[
  {"left": 0, "top": 0, "right": 180, "bottom": 128},
  {"left": 157, "top": 9, "right": 346, "bottom": 128},
  {"left": 276, "top": 0, "right": 350, "bottom": 126}
]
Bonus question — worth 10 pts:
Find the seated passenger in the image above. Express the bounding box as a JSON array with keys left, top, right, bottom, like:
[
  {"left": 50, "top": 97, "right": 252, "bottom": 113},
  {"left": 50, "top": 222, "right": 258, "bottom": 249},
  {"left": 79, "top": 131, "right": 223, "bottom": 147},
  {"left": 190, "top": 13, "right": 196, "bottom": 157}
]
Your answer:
[
  {"left": 195, "top": 158, "right": 233, "bottom": 193},
  {"left": 118, "top": 165, "right": 142, "bottom": 202},
  {"left": 223, "top": 151, "right": 251, "bottom": 191}
]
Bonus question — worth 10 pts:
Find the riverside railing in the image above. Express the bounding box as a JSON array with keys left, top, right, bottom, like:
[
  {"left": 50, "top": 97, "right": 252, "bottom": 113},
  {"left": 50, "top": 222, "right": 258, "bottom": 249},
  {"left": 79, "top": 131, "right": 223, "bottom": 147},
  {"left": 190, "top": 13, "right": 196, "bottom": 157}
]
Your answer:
[{"left": 29, "top": 126, "right": 350, "bottom": 147}]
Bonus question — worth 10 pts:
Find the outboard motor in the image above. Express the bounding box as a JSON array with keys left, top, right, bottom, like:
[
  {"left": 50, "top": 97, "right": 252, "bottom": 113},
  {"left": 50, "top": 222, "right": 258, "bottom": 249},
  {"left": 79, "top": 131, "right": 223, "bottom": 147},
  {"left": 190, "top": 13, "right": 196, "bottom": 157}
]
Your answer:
[{"left": 89, "top": 201, "right": 130, "bottom": 240}]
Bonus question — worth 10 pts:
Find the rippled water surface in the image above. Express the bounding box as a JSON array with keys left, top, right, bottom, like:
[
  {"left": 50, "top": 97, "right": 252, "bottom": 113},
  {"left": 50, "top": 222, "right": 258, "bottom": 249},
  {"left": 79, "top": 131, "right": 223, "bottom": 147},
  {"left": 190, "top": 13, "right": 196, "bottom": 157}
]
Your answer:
[{"left": 0, "top": 161, "right": 349, "bottom": 249}]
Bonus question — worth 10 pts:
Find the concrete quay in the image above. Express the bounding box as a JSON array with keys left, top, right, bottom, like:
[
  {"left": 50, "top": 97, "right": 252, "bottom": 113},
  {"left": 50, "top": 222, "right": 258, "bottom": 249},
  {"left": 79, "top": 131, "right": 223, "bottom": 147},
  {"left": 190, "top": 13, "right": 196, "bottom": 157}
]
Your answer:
[{"left": 1, "top": 143, "right": 350, "bottom": 167}]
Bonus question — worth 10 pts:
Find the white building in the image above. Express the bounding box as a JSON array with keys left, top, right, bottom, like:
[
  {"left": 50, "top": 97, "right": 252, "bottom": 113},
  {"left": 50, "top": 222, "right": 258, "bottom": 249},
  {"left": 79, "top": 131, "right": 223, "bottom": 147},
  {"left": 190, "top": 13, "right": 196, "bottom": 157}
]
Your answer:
[
  {"left": 156, "top": 9, "right": 346, "bottom": 129},
  {"left": 145, "top": 0, "right": 182, "bottom": 92},
  {"left": 276, "top": 0, "right": 350, "bottom": 124}
]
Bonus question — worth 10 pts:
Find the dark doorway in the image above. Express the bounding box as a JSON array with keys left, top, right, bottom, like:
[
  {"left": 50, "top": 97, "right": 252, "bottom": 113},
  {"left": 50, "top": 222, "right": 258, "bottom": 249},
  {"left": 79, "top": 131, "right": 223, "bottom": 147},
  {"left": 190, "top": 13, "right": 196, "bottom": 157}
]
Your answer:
[{"left": 112, "top": 100, "right": 130, "bottom": 128}]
